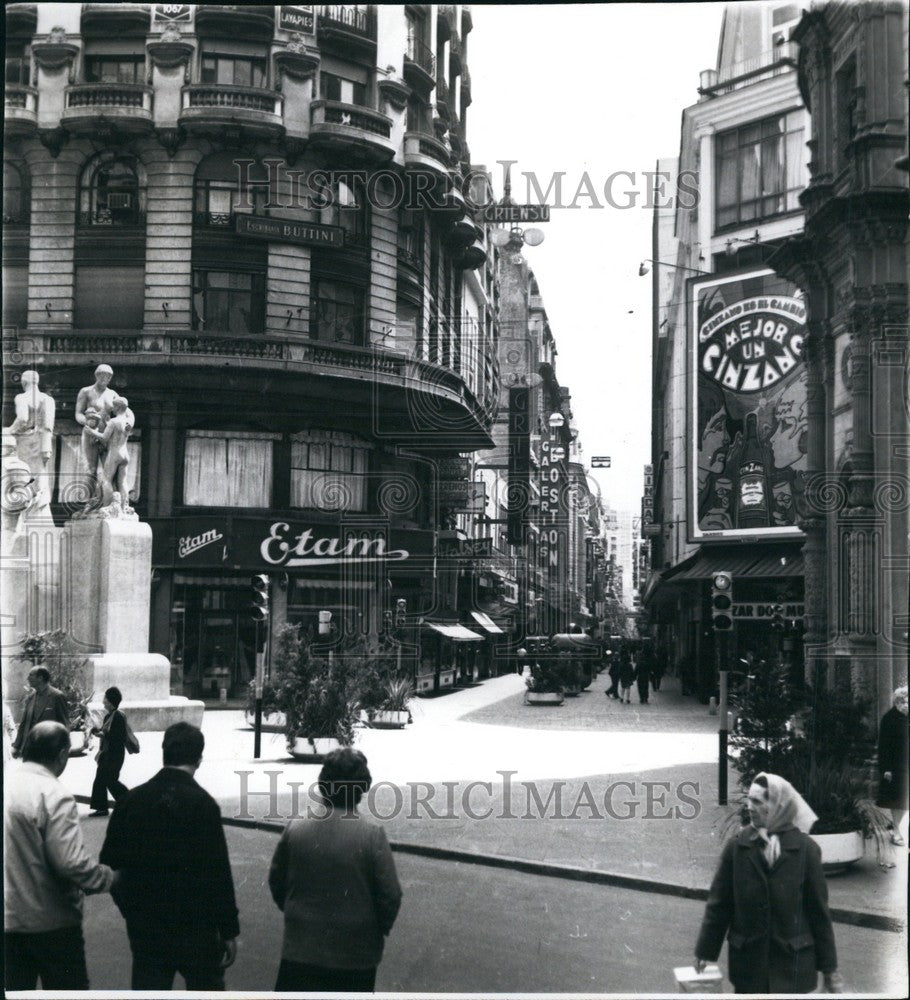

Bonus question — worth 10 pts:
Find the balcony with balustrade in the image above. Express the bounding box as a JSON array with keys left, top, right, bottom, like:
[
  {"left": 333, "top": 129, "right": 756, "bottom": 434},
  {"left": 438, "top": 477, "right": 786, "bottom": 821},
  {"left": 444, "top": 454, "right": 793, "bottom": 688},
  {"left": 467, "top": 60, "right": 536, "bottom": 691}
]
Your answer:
[
  {"left": 403, "top": 131, "right": 450, "bottom": 177},
  {"left": 61, "top": 83, "right": 154, "bottom": 136},
  {"left": 81, "top": 3, "right": 151, "bottom": 35},
  {"left": 179, "top": 85, "right": 284, "bottom": 142},
  {"left": 309, "top": 100, "right": 396, "bottom": 161},
  {"left": 698, "top": 42, "right": 798, "bottom": 97},
  {"left": 15, "top": 327, "right": 494, "bottom": 446},
  {"left": 4, "top": 85, "right": 38, "bottom": 137},
  {"left": 404, "top": 34, "right": 436, "bottom": 89},
  {"left": 317, "top": 5, "right": 377, "bottom": 54}
]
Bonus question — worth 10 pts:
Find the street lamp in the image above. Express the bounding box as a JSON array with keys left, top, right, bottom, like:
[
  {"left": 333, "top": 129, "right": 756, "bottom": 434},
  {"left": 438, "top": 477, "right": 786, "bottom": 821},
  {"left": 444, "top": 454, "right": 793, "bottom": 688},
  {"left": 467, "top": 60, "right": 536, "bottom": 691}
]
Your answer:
[
  {"left": 723, "top": 231, "right": 788, "bottom": 257},
  {"left": 638, "top": 258, "right": 708, "bottom": 276}
]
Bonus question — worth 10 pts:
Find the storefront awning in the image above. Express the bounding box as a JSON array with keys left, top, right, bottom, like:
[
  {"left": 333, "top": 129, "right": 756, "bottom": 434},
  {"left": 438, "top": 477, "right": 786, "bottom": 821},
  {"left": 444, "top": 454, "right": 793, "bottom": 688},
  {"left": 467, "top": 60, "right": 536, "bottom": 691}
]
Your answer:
[
  {"left": 663, "top": 546, "right": 804, "bottom": 582},
  {"left": 426, "top": 623, "right": 485, "bottom": 641},
  {"left": 470, "top": 611, "right": 505, "bottom": 634}
]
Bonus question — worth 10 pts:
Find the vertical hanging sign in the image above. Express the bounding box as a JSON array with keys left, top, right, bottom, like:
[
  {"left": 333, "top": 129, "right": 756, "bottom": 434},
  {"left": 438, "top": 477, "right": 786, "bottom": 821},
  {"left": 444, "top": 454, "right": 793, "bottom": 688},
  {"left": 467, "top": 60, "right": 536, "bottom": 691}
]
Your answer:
[{"left": 688, "top": 268, "right": 807, "bottom": 542}]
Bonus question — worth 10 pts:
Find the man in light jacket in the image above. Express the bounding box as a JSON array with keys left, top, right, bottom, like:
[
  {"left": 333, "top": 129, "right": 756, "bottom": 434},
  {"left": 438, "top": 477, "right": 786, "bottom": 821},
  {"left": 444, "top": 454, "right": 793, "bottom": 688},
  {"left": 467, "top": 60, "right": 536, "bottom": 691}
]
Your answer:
[
  {"left": 4, "top": 721, "right": 116, "bottom": 990},
  {"left": 12, "top": 665, "right": 70, "bottom": 757}
]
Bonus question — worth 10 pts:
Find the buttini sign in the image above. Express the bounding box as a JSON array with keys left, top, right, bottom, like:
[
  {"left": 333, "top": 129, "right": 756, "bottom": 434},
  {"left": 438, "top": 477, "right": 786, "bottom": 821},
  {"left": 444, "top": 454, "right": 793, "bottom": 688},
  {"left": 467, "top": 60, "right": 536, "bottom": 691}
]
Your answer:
[{"left": 689, "top": 268, "right": 808, "bottom": 543}]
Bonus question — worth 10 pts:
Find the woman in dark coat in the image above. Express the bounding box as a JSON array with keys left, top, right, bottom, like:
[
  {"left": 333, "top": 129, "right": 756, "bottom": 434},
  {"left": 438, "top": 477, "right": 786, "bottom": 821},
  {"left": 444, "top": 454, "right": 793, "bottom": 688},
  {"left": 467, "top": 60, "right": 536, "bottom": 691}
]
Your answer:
[
  {"left": 694, "top": 772, "right": 842, "bottom": 994},
  {"left": 636, "top": 643, "right": 653, "bottom": 705},
  {"left": 617, "top": 647, "right": 635, "bottom": 705},
  {"left": 89, "top": 686, "right": 130, "bottom": 816},
  {"left": 876, "top": 685, "right": 908, "bottom": 845}
]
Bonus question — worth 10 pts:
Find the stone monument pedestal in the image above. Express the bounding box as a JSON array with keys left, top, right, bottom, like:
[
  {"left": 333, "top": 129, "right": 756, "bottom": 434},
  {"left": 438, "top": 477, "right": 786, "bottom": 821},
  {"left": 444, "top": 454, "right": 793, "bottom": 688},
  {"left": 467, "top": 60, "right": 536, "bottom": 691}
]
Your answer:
[{"left": 62, "top": 514, "right": 203, "bottom": 730}]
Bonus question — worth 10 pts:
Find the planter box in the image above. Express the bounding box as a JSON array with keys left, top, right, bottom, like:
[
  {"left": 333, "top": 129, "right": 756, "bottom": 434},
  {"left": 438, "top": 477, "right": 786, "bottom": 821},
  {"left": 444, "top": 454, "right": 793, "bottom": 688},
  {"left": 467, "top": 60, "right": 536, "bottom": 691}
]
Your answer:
[
  {"left": 811, "top": 830, "right": 864, "bottom": 874},
  {"left": 369, "top": 710, "right": 409, "bottom": 729},
  {"left": 288, "top": 736, "right": 343, "bottom": 760},
  {"left": 526, "top": 691, "right": 565, "bottom": 706},
  {"left": 243, "top": 708, "right": 287, "bottom": 733}
]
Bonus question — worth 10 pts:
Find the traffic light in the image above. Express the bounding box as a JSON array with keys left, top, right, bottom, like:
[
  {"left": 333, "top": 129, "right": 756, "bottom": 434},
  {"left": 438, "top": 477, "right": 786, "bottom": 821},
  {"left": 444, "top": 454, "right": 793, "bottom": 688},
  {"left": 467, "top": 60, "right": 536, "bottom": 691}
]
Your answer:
[
  {"left": 711, "top": 571, "right": 733, "bottom": 631},
  {"left": 395, "top": 598, "right": 407, "bottom": 627},
  {"left": 771, "top": 604, "right": 785, "bottom": 631},
  {"left": 251, "top": 574, "right": 270, "bottom": 623}
]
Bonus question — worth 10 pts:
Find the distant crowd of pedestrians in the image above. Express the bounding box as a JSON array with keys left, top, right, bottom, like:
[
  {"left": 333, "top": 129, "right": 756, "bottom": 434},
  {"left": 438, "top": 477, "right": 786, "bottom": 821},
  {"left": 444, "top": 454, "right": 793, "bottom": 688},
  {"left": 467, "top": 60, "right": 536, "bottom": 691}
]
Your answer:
[{"left": 604, "top": 639, "right": 663, "bottom": 704}]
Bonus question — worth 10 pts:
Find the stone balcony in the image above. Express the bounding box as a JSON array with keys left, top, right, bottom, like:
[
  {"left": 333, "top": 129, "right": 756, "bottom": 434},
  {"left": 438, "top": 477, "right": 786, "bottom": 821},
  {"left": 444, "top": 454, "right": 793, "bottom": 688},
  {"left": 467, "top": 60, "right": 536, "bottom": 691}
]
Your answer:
[
  {"left": 179, "top": 85, "right": 284, "bottom": 142},
  {"left": 403, "top": 131, "right": 450, "bottom": 177},
  {"left": 309, "top": 100, "right": 396, "bottom": 161},
  {"left": 61, "top": 84, "right": 153, "bottom": 136},
  {"left": 4, "top": 85, "right": 38, "bottom": 137},
  {"left": 11, "top": 329, "right": 494, "bottom": 446}
]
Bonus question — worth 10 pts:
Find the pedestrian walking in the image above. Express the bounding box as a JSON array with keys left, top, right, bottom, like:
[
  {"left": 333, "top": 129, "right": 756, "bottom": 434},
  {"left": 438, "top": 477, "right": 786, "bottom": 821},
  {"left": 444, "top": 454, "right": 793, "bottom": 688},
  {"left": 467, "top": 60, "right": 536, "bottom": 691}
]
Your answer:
[
  {"left": 88, "top": 686, "right": 131, "bottom": 817},
  {"left": 4, "top": 721, "right": 116, "bottom": 991},
  {"left": 693, "top": 772, "right": 843, "bottom": 994},
  {"left": 618, "top": 647, "right": 635, "bottom": 705},
  {"left": 269, "top": 748, "right": 403, "bottom": 993},
  {"left": 876, "top": 685, "right": 908, "bottom": 847},
  {"left": 11, "top": 666, "right": 70, "bottom": 757},
  {"left": 651, "top": 647, "right": 666, "bottom": 692},
  {"left": 605, "top": 649, "right": 620, "bottom": 699},
  {"left": 636, "top": 642, "right": 653, "bottom": 704},
  {"left": 99, "top": 722, "right": 239, "bottom": 990}
]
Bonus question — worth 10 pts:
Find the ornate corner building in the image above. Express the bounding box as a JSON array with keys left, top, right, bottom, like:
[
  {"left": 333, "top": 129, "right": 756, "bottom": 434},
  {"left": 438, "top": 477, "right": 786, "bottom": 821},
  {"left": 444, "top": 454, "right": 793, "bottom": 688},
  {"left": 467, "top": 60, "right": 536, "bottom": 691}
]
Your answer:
[
  {"left": 772, "top": 0, "right": 909, "bottom": 705},
  {"left": 3, "top": 3, "right": 505, "bottom": 701}
]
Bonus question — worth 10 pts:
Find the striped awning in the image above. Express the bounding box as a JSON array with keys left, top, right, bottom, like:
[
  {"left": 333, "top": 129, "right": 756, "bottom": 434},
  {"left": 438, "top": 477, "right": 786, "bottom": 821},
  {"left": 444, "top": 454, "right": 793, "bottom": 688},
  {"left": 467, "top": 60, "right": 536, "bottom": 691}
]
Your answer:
[
  {"left": 426, "top": 623, "right": 485, "bottom": 642},
  {"left": 470, "top": 611, "right": 505, "bottom": 634},
  {"left": 663, "top": 546, "right": 804, "bottom": 582}
]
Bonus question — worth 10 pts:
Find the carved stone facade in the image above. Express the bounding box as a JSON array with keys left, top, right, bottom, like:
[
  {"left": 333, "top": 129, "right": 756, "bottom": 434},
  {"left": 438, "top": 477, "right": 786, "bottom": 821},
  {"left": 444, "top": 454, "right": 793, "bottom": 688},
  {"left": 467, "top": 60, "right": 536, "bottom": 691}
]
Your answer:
[{"left": 774, "top": 1, "right": 909, "bottom": 710}]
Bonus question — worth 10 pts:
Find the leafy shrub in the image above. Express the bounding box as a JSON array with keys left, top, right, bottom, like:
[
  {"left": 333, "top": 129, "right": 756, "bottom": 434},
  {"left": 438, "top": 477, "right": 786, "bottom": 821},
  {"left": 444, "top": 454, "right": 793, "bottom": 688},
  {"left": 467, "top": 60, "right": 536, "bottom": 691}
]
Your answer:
[
  {"left": 728, "top": 663, "right": 805, "bottom": 786},
  {"left": 19, "top": 629, "right": 93, "bottom": 731},
  {"left": 525, "top": 660, "right": 565, "bottom": 695}
]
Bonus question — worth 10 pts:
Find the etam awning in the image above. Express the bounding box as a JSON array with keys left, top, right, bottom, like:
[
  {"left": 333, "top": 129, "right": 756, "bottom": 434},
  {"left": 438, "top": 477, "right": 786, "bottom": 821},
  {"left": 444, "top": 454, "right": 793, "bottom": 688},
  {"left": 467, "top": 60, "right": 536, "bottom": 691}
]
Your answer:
[
  {"left": 470, "top": 611, "right": 505, "bottom": 634},
  {"left": 426, "top": 623, "right": 485, "bottom": 642}
]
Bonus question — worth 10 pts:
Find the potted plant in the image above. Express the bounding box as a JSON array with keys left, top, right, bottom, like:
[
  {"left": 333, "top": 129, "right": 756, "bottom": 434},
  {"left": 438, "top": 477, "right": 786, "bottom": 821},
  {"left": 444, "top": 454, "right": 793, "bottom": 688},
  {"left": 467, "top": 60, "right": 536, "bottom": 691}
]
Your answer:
[
  {"left": 727, "top": 670, "right": 889, "bottom": 872},
  {"left": 524, "top": 660, "right": 565, "bottom": 706},
  {"left": 19, "top": 630, "right": 94, "bottom": 756},
  {"left": 783, "top": 755, "right": 891, "bottom": 872},
  {"left": 370, "top": 677, "right": 414, "bottom": 729},
  {"left": 272, "top": 624, "right": 362, "bottom": 759}
]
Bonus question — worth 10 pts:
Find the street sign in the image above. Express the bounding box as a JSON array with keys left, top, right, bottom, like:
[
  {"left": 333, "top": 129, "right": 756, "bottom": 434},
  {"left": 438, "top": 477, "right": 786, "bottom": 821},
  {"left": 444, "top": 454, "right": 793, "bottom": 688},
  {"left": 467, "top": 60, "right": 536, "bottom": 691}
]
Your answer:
[
  {"left": 481, "top": 204, "right": 550, "bottom": 224},
  {"left": 591, "top": 456, "right": 611, "bottom": 468},
  {"left": 154, "top": 4, "right": 192, "bottom": 22},
  {"left": 279, "top": 5, "right": 314, "bottom": 33}
]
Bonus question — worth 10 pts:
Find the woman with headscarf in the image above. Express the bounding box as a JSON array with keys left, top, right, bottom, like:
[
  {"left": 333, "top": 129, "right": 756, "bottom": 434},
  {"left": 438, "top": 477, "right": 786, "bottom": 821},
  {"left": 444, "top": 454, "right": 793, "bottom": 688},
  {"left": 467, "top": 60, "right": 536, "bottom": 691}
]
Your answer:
[
  {"left": 268, "top": 748, "right": 402, "bottom": 992},
  {"left": 693, "top": 772, "right": 842, "bottom": 994},
  {"left": 876, "top": 685, "right": 908, "bottom": 847}
]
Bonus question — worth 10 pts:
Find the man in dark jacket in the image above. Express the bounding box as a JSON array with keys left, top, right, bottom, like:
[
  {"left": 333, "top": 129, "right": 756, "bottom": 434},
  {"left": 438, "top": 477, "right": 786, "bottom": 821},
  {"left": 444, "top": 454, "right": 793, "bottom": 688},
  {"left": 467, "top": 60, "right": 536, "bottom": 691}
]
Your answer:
[
  {"left": 12, "top": 667, "right": 70, "bottom": 757},
  {"left": 100, "top": 722, "right": 239, "bottom": 990}
]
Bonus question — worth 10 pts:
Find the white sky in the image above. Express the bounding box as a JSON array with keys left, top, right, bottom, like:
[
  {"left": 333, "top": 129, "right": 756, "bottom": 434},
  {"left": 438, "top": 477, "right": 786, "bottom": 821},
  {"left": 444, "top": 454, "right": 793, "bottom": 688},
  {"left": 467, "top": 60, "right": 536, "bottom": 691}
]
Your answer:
[{"left": 468, "top": 2, "right": 725, "bottom": 513}]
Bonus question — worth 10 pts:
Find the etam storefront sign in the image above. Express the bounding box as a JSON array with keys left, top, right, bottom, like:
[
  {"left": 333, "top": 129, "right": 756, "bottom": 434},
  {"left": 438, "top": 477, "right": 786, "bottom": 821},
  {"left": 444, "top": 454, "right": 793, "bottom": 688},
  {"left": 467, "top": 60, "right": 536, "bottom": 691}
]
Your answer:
[
  {"left": 150, "top": 517, "right": 421, "bottom": 569},
  {"left": 261, "top": 523, "right": 407, "bottom": 567}
]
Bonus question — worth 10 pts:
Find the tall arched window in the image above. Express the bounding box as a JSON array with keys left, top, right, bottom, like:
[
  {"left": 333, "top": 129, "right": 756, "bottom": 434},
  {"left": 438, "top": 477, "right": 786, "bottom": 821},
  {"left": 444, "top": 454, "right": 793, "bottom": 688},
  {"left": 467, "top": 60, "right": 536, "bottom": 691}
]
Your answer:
[
  {"left": 79, "top": 153, "right": 146, "bottom": 227},
  {"left": 2, "top": 160, "right": 29, "bottom": 224},
  {"left": 194, "top": 153, "right": 269, "bottom": 227},
  {"left": 319, "top": 175, "right": 369, "bottom": 249}
]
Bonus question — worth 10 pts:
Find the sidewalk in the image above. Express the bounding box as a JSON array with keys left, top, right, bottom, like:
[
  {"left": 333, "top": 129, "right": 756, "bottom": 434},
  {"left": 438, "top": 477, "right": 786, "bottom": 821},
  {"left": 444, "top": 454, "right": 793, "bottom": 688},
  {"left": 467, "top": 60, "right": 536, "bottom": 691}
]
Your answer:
[{"left": 58, "top": 670, "right": 907, "bottom": 929}]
